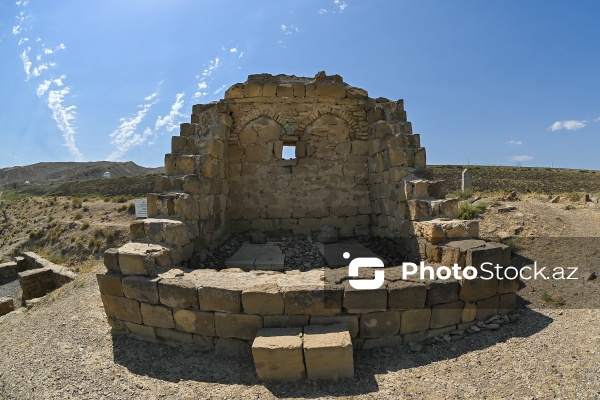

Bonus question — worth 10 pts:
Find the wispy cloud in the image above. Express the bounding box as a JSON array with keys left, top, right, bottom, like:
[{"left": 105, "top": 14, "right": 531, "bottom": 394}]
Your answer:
[
  {"left": 280, "top": 24, "right": 299, "bottom": 35},
  {"left": 47, "top": 87, "right": 83, "bottom": 161},
  {"left": 506, "top": 140, "right": 523, "bottom": 145},
  {"left": 549, "top": 120, "right": 587, "bottom": 131},
  {"left": 155, "top": 93, "right": 185, "bottom": 133},
  {"left": 194, "top": 56, "right": 222, "bottom": 99},
  {"left": 509, "top": 155, "right": 533, "bottom": 162},
  {"left": 213, "top": 84, "right": 227, "bottom": 95},
  {"left": 334, "top": 0, "right": 348, "bottom": 12},
  {"left": 107, "top": 95, "right": 158, "bottom": 161}
]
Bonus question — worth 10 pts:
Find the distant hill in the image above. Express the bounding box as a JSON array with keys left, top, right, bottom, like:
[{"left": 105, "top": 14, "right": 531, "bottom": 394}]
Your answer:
[
  {"left": 0, "top": 161, "right": 164, "bottom": 190},
  {"left": 431, "top": 165, "right": 600, "bottom": 194}
]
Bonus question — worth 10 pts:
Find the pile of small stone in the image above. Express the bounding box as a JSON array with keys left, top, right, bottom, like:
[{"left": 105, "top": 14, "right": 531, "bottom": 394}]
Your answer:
[
  {"left": 274, "top": 236, "right": 326, "bottom": 271},
  {"left": 202, "top": 234, "right": 246, "bottom": 269}
]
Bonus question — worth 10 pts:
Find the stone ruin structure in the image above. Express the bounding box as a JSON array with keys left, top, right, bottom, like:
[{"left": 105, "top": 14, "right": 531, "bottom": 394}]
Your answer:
[{"left": 97, "top": 72, "right": 518, "bottom": 381}]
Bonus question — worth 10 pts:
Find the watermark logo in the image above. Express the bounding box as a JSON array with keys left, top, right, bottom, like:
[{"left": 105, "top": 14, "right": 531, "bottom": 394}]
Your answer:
[{"left": 346, "top": 252, "right": 385, "bottom": 290}]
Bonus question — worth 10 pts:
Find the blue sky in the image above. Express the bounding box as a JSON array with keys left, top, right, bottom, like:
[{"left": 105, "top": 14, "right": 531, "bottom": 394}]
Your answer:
[{"left": 1, "top": 1, "right": 599, "bottom": 169}]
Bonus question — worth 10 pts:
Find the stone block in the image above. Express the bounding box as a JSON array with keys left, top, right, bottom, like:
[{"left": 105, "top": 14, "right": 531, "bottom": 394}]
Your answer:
[
  {"left": 362, "top": 335, "right": 403, "bottom": 350},
  {"left": 262, "top": 82, "right": 277, "bottom": 96},
  {"left": 303, "top": 324, "right": 354, "bottom": 380},
  {"left": 141, "top": 303, "right": 175, "bottom": 329},
  {"left": 430, "top": 300, "right": 464, "bottom": 329},
  {"left": 156, "top": 328, "right": 194, "bottom": 344},
  {"left": 402, "top": 330, "right": 428, "bottom": 344},
  {"left": 225, "top": 83, "right": 244, "bottom": 99},
  {"left": 215, "top": 337, "right": 252, "bottom": 358},
  {"left": 193, "top": 335, "right": 215, "bottom": 350},
  {"left": 122, "top": 275, "right": 159, "bottom": 304},
  {"left": 242, "top": 284, "right": 284, "bottom": 315},
  {"left": 117, "top": 242, "right": 171, "bottom": 276},
  {"left": 400, "top": 308, "right": 431, "bottom": 334},
  {"left": 284, "top": 286, "right": 342, "bottom": 315},
  {"left": 252, "top": 327, "right": 306, "bottom": 381},
  {"left": 359, "top": 311, "right": 400, "bottom": 338},
  {"left": 498, "top": 292, "right": 517, "bottom": 314},
  {"left": 214, "top": 312, "right": 263, "bottom": 340},
  {"left": 103, "top": 248, "right": 120, "bottom": 273},
  {"left": 107, "top": 317, "right": 126, "bottom": 332},
  {"left": 244, "top": 82, "right": 263, "bottom": 97},
  {"left": 467, "top": 244, "right": 506, "bottom": 269},
  {"left": 459, "top": 277, "right": 499, "bottom": 302},
  {"left": 476, "top": 295, "right": 499, "bottom": 321},
  {"left": 315, "top": 82, "right": 346, "bottom": 98},
  {"left": 158, "top": 279, "right": 199, "bottom": 309},
  {"left": 263, "top": 315, "right": 309, "bottom": 328},
  {"left": 343, "top": 284, "right": 387, "bottom": 312},
  {"left": 497, "top": 277, "right": 520, "bottom": 294},
  {"left": 0, "top": 297, "right": 14, "bottom": 316},
  {"left": 96, "top": 273, "right": 123, "bottom": 297},
  {"left": 462, "top": 302, "right": 477, "bottom": 322},
  {"left": 199, "top": 286, "right": 241, "bottom": 313},
  {"left": 426, "top": 280, "right": 460, "bottom": 306},
  {"left": 110, "top": 296, "right": 142, "bottom": 324},
  {"left": 277, "top": 84, "right": 293, "bottom": 97},
  {"left": 310, "top": 315, "right": 359, "bottom": 338},
  {"left": 173, "top": 309, "right": 215, "bottom": 336},
  {"left": 125, "top": 322, "right": 156, "bottom": 339},
  {"left": 388, "top": 281, "right": 426, "bottom": 309}
]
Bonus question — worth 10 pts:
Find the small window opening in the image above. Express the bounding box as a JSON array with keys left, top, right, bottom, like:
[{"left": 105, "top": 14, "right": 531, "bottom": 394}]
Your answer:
[{"left": 282, "top": 144, "right": 296, "bottom": 160}]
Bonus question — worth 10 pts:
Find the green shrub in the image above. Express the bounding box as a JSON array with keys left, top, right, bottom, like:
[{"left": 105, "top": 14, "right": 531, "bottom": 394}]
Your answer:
[
  {"left": 458, "top": 201, "right": 488, "bottom": 220},
  {"left": 74, "top": 212, "right": 84, "bottom": 220},
  {"left": 71, "top": 198, "right": 83, "bottom": 209},
  {"left": 81, "top": 221, "right": 90, "bottom": 230}
]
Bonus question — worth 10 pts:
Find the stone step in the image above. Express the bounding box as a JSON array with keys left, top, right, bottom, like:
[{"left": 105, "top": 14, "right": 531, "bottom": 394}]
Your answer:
[
  {"left": 252, "top": 324, "right": 354, "bottom": 381},
  {"left": 408, "top": 198, "right": 458, "bottom": 221},
  {"left": 421, "top": 238, "right": 510, "bottom": 268},
  {"left": 414, "top": 218, "right": 479, "bottom": 244}
]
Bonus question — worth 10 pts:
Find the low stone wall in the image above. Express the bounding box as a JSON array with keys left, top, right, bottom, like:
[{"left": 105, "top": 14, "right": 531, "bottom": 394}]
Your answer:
[
  {"left": 97, "top": 265, "right": 518, "bottom": 353},
  {"left": 0, "top": 297, "right": 15, "bottom": 316},
  {"left": 0, "top": 257, "right": 26, "bottom": 281},
  {"left": 17, "top": 252, "right": 77, "bottom": 301}
]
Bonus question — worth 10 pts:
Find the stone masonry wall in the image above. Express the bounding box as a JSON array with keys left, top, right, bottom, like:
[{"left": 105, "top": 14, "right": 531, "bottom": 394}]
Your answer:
[
  {"left": 97, "top": 264, "right": 518, "bottom": 353},
  {"left": 18, "top": 252, "right": 77, "bottom": 300}
]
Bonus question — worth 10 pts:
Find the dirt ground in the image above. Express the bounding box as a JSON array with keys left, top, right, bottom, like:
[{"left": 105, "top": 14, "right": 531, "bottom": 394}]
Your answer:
[{"left": 0, "top": 196, "right": 599, "bottom": 399}]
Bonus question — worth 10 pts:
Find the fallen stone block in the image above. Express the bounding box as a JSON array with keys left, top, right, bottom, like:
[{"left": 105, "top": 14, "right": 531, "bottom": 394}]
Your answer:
[
  {"left": 252, "top": 327, "right": 306, "bottom": 381},
  {"left": 303, "top": 324, "right": 354, "bottom": 380}
]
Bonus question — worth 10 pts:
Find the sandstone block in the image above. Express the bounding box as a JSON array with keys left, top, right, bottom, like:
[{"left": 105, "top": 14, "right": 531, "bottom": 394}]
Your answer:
[
  {"left": 122, "top": 275, "right": 159, "bottom": 304},
  {"left": 252, "top": 327, "right": 306, "bottom": 381},
  {"left": 262, "top": 82, "right": 277, "bottom": 96},
  {"left": 459, "top": 277, "right": 499, "bottom": 302},
  {"left": 388, "top": 281, "right": 426, "bottom": 309},
  {"left": 199, "top": 286, "right": 241, "bottom": 313},
  {"left": 158, "top": 279, "right": 199, "bottom": 309},
  {"left": 462, "top": 302, "right": 477, "bottom": 322},
  {"left": 141, "top": 303, "right": 175, "bottom": 329},
  {"left": 0, "top": 297, "right": 14, "bottom": 316},
  {"left": 215, "top": 312, "right": 263, "bottom": 340},
  {"left": 310, "top": 315, "right": 359, "bottom": 338},
  {"left": 359, "top": 311, "right": 400, "bottom": 338},
  {"left": 156, "top": 328, "right": 194, "bottom": 344},
  {"left": 284, "top": 286, "right": 342, "bottom": 315},
  {"left": 224, "top": 83, "right": 244, "bottom": 99},
  {"left": 173, "top": 309, "right": 215, "bottom": 336},
  {"left": 103, "top": 248, "right": 120, "bottom": 273},
  {"left": 244, "top": 82, "right": 263, "bottom": 97},
  {"left": 430, "top": 300, "right": 464, "bottom": 329},
  {"left": 118, "top": 242, "right": 171, "bottom": 276},
  {"left": 106, "top": 317, "right": 126, "bottom": 332},
  {"left": 96, "top": 273, "right": 123, "bottom": 297},
  {"left": 242, "top": 284, "right": 284, "bottom": 315},
  {"left": 193, "top": 335, "right": 215, "bottom": 350},
  {"left": 343, "top": 284, "right": 387, "bottom": 313},
  {"left": 476, "top": 295, "right": 499, "bottom": 321},
  {"left": 125, "top": 322, "right": 156, "bottom": 339},
  {"left": 499, "top": 292, "right": 517, "bottom": 314},
  {"left": 497, "top": 277, "right": 520, "bottom": 294},
  {"left": 263, "top": 315, "right": 309, "bottom": 328},
  {"left": 110, "top": 296, "right": 142, "bottom": 324},
  {"left": 362, "top": 335, "right": 403, "bottom": 350},
  {"left": 303, "top": 324, "right": 354, "bottom": 380},
  {"left": 426, "top": 280, "right": 460, "bottom": 306},
  {"left": 400, "top": 308, "right": 431, "bottom": 334},
  {"left": 467, "top": 244, "right": 506, "bottom": 269},
  {"left": 315, "top": 82, "right": 346, "bottom": 98},
  {"left": 277, "top": 84, "right": 293, "bottom": 97}
]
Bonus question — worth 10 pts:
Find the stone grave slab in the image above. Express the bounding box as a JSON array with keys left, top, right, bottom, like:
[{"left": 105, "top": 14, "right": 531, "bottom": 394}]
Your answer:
[{"left": 225, "top": 242, "right": 285, "bottom": 271}]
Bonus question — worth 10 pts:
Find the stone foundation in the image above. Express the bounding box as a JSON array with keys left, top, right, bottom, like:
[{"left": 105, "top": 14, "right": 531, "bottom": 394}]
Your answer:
[{"left": 97, "top": 265, "right": 518, "bottom": 351}]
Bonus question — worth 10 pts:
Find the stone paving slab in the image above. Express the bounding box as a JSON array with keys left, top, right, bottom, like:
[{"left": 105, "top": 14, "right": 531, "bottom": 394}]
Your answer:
[
  {"left": 225, "top": 242, "right": 285, "bottom": 271},
  {"left": 316, "top": 239, "right": 387, "bottom": 267}
]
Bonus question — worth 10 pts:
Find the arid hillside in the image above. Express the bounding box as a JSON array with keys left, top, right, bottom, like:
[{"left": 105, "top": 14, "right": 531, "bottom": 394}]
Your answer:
[{"left": 0, "top": 161, "right": 163, "bottom": 190}]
